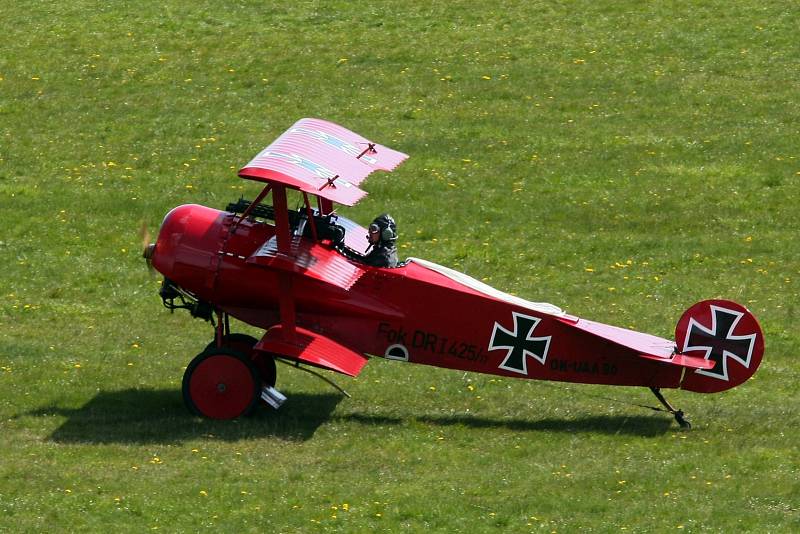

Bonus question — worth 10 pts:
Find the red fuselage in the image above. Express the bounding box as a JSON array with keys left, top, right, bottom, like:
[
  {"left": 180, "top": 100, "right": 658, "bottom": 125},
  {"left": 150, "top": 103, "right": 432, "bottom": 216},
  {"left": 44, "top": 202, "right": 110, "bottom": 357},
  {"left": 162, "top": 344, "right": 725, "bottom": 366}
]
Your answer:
[{"left": 152, "top": 203, "right": 699, "bottom": 391}]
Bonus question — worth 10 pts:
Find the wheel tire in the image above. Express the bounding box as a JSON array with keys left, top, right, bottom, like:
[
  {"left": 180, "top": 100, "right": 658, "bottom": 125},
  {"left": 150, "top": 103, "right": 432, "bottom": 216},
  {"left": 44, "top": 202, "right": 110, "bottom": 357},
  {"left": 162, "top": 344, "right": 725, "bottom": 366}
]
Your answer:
[
  {"left": 204, "top": 333, "right": 258, "bottom": 355},
  {"left": 182, "top": 347, "right": 260, "bottom": 419},
  {"left": 205, "top": 333, "right": 276, "bottom": 388}
]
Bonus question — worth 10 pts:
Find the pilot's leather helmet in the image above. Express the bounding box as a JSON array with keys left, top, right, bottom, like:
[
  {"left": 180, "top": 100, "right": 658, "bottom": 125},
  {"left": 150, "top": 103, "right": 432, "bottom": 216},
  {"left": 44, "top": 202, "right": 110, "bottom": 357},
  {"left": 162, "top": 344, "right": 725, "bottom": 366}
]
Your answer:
[{"left": 369, "top": 214, "right": 397, "bottom": 244}]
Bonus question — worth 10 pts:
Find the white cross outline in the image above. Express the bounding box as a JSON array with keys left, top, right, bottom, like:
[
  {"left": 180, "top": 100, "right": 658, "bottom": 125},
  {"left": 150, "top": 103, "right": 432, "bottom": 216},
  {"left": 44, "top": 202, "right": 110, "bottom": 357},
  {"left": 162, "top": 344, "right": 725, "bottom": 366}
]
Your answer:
[
  {"left": 684, "top": 305, "right": 757, "bottom": 381},
  {"left": 489, "top": 311, "right": 552, "bottom": 376}
]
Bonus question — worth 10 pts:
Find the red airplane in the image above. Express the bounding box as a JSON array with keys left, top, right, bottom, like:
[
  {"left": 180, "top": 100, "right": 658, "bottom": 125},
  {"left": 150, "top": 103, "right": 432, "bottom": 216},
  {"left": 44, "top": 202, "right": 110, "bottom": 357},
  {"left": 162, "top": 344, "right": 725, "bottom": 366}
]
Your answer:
[{"left": 143, "top": 118, "right": 764, "bottom": 428}]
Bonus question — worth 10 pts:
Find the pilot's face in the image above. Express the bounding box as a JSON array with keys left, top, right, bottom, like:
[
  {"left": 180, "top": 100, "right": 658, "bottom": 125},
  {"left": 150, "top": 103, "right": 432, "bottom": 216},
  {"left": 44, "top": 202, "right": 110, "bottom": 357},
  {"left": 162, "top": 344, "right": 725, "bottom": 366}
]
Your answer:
[{"left": 368, "top": 224, "right": 381, "bottom": 244}]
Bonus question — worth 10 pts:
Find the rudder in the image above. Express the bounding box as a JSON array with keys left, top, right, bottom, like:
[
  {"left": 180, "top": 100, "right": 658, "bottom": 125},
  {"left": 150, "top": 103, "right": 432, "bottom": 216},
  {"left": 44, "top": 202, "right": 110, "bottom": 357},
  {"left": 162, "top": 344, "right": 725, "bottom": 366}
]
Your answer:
[{"left": 675, "top": 299, "right": 764, "bottom": 393}]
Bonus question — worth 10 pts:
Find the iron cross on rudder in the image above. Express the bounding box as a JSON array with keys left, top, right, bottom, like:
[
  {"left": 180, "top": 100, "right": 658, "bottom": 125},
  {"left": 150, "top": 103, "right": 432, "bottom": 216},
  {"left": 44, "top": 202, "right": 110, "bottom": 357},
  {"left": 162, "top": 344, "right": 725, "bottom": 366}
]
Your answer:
[{"left": 683, "top": 305, "right": 757, "bottom": 381}]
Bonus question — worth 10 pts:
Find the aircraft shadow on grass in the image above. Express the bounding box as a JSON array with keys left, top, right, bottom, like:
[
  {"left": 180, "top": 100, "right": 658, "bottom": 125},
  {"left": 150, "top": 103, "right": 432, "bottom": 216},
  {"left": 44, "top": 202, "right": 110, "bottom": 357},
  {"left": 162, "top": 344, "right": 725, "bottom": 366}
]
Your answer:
[
  {"left": 23, "top": 388, "right": 672, "bottom": 444},
  {"left": 25, "top": 388, "right": 344, "bottom": 444},
  {"left": 338, "top": 413, "right": 673, "bottom": 437}
]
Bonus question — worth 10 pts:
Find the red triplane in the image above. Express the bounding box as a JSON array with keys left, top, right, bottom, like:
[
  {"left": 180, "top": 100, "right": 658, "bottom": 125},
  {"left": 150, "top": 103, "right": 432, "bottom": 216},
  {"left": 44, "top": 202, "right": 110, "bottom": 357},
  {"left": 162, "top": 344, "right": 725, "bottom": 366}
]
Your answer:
[{"left": 143, "top": 118, "right": 764, "bottom": 428}]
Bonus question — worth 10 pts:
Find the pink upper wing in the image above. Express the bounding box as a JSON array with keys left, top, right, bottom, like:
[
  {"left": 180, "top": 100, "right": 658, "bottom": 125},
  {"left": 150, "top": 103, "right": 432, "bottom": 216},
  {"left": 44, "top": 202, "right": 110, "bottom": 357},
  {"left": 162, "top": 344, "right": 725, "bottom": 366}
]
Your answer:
[{"left": 238, "top": 118, "right": 408, "bottom": 206}]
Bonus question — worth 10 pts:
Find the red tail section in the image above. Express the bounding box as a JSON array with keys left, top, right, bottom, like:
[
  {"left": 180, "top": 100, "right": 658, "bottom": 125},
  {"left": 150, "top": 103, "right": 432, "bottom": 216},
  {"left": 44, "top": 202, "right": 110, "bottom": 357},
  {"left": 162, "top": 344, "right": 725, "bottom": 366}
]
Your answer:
[{"left": 675, "top": 300, "right": 764, "bottom": 393}]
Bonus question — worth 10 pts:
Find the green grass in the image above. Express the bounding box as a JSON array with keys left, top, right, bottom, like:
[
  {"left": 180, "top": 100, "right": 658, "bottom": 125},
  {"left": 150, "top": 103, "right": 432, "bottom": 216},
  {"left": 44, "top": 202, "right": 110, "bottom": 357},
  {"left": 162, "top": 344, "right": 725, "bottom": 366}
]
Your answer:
[{"left": 1, "top": 1, "right": 798, "bottom": 531}]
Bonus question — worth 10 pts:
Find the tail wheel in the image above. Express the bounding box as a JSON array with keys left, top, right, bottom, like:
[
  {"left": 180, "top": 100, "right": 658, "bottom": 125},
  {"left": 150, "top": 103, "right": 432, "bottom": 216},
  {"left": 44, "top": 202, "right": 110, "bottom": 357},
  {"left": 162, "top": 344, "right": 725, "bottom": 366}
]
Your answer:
[
  {"left": 205, "top": 333, "right": 277, "bottom": 387},
  {"left": 182, "top": 348, "right": 260, "bottom": 419}
]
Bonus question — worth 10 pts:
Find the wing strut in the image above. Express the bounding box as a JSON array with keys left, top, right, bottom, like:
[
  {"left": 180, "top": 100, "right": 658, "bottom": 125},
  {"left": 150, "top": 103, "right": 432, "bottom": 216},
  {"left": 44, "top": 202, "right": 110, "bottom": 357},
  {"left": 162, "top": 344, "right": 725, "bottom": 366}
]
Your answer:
[
  {"left": 276, "top": 358, "right": 352, "bottom": 398},
  {"left": 265, "top": 183, "right": 297, "bottom": 341},
  {"left": 230, "top": 184, "right": 272, "bottom": 235}
]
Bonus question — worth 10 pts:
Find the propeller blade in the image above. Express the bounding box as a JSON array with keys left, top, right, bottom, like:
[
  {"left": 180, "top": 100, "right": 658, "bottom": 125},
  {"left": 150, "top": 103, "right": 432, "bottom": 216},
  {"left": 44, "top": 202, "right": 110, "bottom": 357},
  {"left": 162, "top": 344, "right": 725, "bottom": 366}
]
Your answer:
[{"left": 140, "top": 221, "right": 156, "bottom": 276}]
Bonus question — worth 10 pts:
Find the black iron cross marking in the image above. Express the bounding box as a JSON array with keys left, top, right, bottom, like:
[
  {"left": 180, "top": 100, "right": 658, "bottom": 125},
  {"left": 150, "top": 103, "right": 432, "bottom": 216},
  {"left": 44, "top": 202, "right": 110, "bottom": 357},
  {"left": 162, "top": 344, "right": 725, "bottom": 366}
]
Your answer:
[
  {"left": 489, "top": 312, "right": 551, "bottom": 375},
  {"left": 684, "top": 305, "right": 756, "bottom": 381}
]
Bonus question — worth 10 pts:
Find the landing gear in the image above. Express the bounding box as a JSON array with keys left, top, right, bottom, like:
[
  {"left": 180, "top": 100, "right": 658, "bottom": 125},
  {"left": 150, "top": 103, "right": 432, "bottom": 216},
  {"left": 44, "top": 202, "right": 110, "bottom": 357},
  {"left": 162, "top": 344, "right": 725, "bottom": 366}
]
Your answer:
[
  {"left": 182, "top": 309, "right": 283, "bottom": 419},
  {"left": 650, "top": 387, "right": 691, "bottom": 430},
  {"left": 205, "top": 333, "right": 276, "bottom": 387},
  {"left": 183, "top": 347, "right": 261, "bottom": 419}
]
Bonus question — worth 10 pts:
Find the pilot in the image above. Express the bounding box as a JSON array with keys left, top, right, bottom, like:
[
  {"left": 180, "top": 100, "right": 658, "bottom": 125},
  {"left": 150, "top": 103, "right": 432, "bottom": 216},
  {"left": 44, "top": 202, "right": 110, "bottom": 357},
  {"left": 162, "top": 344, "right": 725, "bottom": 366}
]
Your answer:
[{"left": 361, "top": 214, "right": 399, "bottom": 267}]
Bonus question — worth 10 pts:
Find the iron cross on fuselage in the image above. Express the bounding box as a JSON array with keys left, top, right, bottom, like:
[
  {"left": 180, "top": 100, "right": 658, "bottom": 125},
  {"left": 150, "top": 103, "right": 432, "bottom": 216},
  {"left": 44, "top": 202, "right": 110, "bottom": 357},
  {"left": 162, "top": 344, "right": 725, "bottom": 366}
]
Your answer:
[{"left": 489, "top": 312, "right": 551, "bottom": 375}]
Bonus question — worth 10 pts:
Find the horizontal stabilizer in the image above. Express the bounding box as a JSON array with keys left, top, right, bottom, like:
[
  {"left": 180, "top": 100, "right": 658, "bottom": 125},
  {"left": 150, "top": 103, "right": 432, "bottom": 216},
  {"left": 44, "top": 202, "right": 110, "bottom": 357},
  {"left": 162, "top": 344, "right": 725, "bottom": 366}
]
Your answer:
[
  {"left": 637, "top": 352, "right": 716, "bottom": 370},
  {"left": 558, "top": 317, "right": 715, "bottom": 370},
  {"left": 556, "top": 317, "right": 676, "bottom": 358},
  {"left": 255, "top": 325, "right": 368, "bottom": 377}
]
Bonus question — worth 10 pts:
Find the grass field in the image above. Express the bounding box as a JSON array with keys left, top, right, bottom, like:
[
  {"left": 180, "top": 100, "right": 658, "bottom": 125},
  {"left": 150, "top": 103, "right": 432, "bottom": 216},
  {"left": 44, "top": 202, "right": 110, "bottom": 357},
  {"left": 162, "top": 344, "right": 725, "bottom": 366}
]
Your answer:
[{"left": 1, "top": 1, "right": 798, "bottom": 531}]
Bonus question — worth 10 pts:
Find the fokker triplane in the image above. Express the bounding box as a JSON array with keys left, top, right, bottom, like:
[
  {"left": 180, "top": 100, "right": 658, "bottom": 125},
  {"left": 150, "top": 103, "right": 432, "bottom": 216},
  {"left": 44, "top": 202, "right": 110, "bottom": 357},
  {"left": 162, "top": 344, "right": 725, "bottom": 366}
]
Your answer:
[{"left": 143, "top": 118, "right": 764, "bottom": 428}]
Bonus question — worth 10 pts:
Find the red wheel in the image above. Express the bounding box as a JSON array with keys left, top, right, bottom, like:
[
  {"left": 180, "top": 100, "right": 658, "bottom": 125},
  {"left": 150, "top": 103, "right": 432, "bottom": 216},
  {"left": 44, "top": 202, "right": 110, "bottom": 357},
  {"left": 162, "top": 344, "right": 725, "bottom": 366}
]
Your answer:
[
  {"left": 205, "top": 334, "right": 277, "bottom": 387},
  {"left": 182, "top": 348, "right": 260, "bottom": 419}
]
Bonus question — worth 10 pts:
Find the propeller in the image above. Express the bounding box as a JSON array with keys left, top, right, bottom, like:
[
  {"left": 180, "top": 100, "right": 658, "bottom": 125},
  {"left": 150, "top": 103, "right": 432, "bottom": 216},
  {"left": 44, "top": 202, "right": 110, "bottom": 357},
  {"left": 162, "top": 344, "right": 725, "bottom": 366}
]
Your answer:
[{"left": 140, "top": 221, "right": 156, "bottom": 276}]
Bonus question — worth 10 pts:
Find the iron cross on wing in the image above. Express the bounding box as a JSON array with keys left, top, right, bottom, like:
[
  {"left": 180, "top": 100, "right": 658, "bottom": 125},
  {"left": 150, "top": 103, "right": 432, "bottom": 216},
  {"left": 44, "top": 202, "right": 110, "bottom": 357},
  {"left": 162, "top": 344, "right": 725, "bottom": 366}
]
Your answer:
[
  {"left": 684, "top": 305, "right": 756, "bottom": 381},
  {"left": 489, "top": 312, "right": 552, "bottom": 375}
]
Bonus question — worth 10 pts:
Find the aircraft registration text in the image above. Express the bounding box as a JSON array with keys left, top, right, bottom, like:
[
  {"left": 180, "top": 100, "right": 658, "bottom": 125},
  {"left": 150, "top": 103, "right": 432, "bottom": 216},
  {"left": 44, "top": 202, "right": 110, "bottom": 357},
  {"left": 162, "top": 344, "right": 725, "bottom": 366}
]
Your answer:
[{"left": 377, "top": 322, "right": 488, "bottom": 364}]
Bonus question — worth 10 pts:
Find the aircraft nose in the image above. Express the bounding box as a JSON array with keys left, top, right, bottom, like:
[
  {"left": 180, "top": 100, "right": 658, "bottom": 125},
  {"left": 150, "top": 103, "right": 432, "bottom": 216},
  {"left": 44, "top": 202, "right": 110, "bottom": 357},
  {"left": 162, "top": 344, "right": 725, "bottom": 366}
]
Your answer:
[
  {"left": 151, "top": 205, "right": 187, "bottom": 275},
  {"left": 151, "top": 204, "right": 224, "bottom": 280}
]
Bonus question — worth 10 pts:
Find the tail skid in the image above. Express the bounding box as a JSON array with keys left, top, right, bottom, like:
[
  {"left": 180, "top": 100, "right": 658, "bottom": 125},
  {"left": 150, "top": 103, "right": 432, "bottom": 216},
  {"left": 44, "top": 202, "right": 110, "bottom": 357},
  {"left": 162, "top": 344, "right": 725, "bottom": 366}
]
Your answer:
[{"left": 650, "top": 387, "right": 691, "bottom": 429}]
